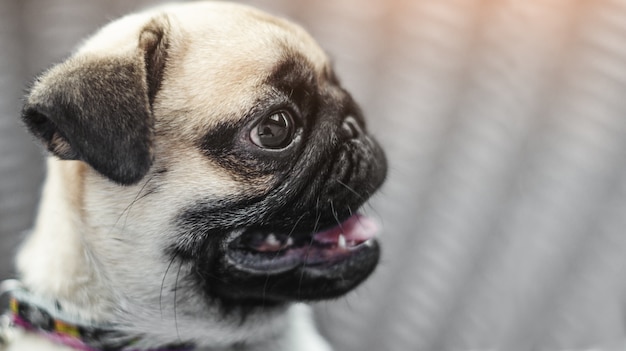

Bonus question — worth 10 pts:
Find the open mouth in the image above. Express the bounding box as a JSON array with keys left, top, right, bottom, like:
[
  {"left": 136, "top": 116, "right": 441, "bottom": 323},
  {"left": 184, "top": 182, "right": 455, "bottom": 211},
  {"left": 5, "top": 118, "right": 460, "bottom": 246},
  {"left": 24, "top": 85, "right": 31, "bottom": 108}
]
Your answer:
[
  {"left": 226, "top": 214, "right": 379, "bottom": 274},
  {"left": 210, "top": 214, "right": 381, "bottom": 302}
]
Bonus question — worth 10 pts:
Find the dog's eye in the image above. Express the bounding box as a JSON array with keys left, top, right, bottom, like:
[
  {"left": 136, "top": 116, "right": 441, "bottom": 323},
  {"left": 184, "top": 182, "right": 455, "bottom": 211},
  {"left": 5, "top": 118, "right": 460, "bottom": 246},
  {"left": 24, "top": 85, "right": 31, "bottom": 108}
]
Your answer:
[{"left": 250, "top": 111, "right": 295, "bottom": 149}]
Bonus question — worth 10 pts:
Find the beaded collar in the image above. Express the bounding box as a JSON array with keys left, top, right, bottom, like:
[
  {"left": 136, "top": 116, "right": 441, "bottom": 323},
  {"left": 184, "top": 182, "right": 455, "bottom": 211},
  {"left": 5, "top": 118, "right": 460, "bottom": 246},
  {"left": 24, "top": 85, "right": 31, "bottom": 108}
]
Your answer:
[{"left": 0, "top": 280, "right": 193, "bottom": 351}]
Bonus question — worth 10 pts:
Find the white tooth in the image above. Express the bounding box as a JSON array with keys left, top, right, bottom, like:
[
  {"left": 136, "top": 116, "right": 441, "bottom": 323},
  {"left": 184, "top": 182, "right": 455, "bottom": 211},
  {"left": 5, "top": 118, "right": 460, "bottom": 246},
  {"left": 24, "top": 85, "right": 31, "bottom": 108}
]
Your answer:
[
  {"left": 286, "top": 237, "right": 294, "bottom": 247},
  {"left": 338, "top": 234, "right": 347, "bottom": 249},
  {"left": 266, "top": 234, "right": 280, "bottom": 247}
]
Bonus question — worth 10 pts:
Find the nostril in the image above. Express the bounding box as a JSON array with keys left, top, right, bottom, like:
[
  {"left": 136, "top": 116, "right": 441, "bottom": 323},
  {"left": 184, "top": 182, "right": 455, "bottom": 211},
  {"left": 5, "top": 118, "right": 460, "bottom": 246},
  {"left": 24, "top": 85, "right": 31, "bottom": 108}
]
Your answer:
[{"left": 341, "top": 116, "right": 362, "bottom": 140}]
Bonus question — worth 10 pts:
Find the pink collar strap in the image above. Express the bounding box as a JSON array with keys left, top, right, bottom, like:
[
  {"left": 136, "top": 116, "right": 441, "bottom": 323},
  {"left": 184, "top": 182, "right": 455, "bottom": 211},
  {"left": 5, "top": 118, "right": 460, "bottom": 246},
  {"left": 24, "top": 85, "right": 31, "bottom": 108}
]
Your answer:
[{"left": 1, "top": 280, "right": 194, "bottom": 351}]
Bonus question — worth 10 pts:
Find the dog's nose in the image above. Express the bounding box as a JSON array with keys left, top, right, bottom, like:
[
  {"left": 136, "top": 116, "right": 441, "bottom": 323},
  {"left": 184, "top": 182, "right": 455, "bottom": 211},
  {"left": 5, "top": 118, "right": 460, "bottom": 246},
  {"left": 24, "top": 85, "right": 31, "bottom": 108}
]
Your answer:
[{"left": 340, "top": 116, "right": 362, "bottom": 140}]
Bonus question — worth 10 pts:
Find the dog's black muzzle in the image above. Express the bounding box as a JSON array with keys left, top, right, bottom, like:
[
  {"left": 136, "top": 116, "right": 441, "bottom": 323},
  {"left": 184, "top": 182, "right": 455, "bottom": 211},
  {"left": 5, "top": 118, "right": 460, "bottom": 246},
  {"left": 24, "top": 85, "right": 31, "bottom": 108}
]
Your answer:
[{"left": 175, "top": 110, "right": 387, "bottom": 306}]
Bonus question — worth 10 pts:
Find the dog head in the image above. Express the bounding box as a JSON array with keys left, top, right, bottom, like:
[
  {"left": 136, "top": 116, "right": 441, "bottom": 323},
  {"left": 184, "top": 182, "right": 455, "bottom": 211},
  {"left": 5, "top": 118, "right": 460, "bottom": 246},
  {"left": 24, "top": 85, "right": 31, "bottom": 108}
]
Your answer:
[{"left": 20, "top": 2, "right": 386, "bottom": 347}]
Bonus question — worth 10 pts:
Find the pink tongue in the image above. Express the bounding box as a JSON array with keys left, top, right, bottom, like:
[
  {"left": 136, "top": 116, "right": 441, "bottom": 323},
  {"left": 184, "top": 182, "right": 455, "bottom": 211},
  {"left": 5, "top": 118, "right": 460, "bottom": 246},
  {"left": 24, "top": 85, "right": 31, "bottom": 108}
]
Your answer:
[{"left": 313, "top": 214, "right": 379, "bottom": 244}]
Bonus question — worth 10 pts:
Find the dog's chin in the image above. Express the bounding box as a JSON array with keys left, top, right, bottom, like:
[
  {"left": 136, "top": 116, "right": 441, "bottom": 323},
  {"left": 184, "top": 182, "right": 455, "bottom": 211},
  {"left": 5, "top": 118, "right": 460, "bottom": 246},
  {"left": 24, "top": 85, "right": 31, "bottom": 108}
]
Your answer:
[{"left": 202, "top": 214, "right": 380, "bottom": 303}]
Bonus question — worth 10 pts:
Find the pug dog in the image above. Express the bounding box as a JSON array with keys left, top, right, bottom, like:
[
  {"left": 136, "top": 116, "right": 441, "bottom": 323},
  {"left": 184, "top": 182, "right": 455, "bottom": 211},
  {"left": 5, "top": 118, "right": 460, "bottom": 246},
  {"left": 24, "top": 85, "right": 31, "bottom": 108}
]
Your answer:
[{"left": 0, "top": 2, "right": 386, "bottom": 351}]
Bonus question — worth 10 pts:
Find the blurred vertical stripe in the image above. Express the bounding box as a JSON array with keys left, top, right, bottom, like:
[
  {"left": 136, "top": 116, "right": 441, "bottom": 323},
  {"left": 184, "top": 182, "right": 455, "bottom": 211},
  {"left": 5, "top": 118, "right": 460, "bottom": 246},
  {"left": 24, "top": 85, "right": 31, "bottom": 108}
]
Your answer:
[
  {"left": 0, "top": 0, "right": 42, "bottom": 279},
  {"left": 3, "top": 1, "right": 626, "bottom": 350}
]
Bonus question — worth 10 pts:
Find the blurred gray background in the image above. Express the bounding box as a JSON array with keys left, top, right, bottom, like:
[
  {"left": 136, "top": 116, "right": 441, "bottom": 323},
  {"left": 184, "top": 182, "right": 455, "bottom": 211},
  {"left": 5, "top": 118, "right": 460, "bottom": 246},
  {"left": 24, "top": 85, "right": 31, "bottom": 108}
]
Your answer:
[{"left": 3, "top": 0, "right": 626, "bottom": 350}]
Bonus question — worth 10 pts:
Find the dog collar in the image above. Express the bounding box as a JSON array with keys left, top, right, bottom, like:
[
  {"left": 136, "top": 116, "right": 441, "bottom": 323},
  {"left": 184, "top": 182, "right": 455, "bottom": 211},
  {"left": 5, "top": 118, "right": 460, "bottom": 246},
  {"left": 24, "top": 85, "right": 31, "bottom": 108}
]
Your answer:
[{"left": 0, "top": 280, "right": 194, "bottom": 351}]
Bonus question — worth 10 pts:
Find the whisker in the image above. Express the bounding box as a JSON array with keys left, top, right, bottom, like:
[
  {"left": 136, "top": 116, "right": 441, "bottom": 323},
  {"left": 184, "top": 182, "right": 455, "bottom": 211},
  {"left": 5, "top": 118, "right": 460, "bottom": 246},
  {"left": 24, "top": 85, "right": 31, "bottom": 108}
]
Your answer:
[
  {"left": 336, "top": 179, "right": 365, "bottom": 201},
  {"left": 329, "top": 200, "right": 344, "bottom": 232},
  {"left": 336, "top": 179, "right": 384, "bottom": 220},
  {"left": 198, "top": 270, "right": 233, "bottom": 286},
  {"left": 264, "top": 212, "right": 308, "bottom": 306},
  {"left": 298, "top": 212, "right": 321, "bottom": 299},
  {"left": 174, "top": 260, "right": 183, "bottom": 343},
  {"left": 160, "top": 253, "right": 178, "bottom": 319},
  {"left": 349, "top": 204, "right": 370, "bottom": 232},
  {"left": 119, "top": 175, "right": 156, "bottom": 233},
  {"left": 362, "top": 202, "right": 384, "bottom": 226},
  {"left": 287, "top": 212, "right": 307, "bottom": 239},
  {"left": 109, "top": 174, "right": 156, "bottom": 236}
]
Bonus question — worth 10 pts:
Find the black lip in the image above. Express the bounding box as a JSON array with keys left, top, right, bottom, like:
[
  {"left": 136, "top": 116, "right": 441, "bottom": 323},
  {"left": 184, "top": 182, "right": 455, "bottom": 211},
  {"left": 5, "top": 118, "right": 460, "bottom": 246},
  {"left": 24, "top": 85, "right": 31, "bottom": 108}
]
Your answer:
[
  {"left": 226, "top": 232, "right": 378, "bottom": 274},
  {"left": 212, "top": 238, "right": 380, "bottom": 302}
]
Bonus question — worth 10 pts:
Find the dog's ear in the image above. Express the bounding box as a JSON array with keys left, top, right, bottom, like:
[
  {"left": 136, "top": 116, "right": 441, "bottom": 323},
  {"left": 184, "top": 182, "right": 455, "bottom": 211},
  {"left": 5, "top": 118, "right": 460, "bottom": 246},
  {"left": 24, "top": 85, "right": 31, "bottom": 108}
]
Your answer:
[{"left": 22, "top": 16, "right": 170, "bottom": 185}]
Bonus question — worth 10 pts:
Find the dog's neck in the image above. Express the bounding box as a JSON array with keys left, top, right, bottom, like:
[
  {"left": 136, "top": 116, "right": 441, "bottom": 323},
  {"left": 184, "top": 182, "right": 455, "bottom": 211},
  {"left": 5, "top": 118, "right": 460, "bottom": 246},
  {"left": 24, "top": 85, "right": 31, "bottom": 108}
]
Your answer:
[
  {"left": 16, "top": 159, "right": 115, "bottom": 322},
  {"left": 8, "top": 159, "right": 194, "bottom": 350},
  {"left": 2, "top": 282, "right": 193, "bottom": 351}
]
